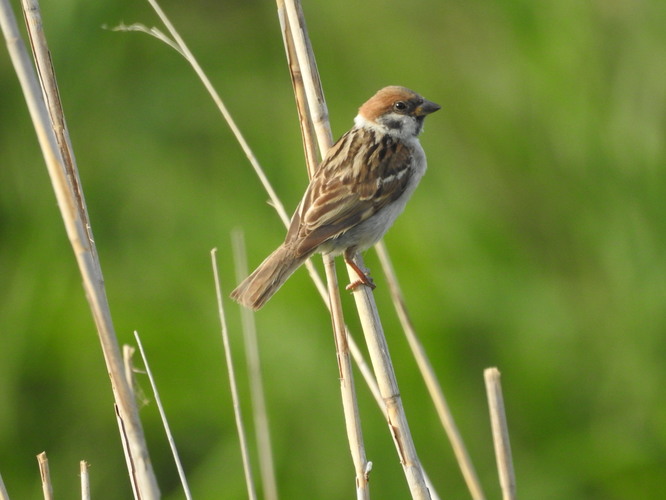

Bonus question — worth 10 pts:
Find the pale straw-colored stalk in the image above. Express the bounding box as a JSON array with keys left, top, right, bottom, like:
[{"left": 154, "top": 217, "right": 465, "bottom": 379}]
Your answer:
[
  {"left": 212, "top": 249, "right": 259, "bottom": 500},
  {"left": 0, "top": 471, "right": 9, "bottom": 500},
  {"left": 36, "top": 452, "right": 53, "bottom": 500},
  {"left": 133, "top": 331, "right": 193, "bottom": 500},
  {"left": 485, "top": 368, "right": 516, "bottom": 500},
  {"left": 0, "top": 1, "right": 159, "bottom": 496},
  {"left": 80, "top": 461, "right": 90, "bottom": 500},
  {"left": 231, "top": 232, "right": 279, "bottom": 500}
]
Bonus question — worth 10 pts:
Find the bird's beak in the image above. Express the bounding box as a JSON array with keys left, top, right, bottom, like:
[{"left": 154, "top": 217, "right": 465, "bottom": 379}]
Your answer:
[{"left": 415, "top": 99, "right": 441, "bottom": 116}]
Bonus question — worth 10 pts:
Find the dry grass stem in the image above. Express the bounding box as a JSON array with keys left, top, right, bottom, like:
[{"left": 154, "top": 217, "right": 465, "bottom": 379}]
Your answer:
[
  {"left": 484, "top": 368, "right": 516, "bottom": 500},
  {"left": 123, "top": 345, "right": 149, "bottom": 408},
  {"left": 36, "top": 452, "right": 53, "bottom": 500},
  {"left": 232, "top": 232, "right": 279, "bottom": 500},
  {"left": 212, "top": 249, "right": 258, "bottom": 500},
  {"left": 111, "top": 22, "right": 183, "bottom": 56},
  {"left": 324, "top": 257, "right": 371, "bottom": 497},
  {"left": 376, "top": 241, "right": 485, "bottom": 500},
  {"left": 123, "top": 345, "right": 136, "bottom": 395},
  {"left": 344, "top": 259, "right": 431, "bottom": 500},
  {"left": 113, "top": 403, "right": 141, "bottom": 498},
  {"left": 277, "top": 0, "right": 332, "bottom": 165},
  {"left": 276, "top": 6, "right": 319, "bottom": 179},
  {"left": 119, "top": 0, "right": 331, "bottom": 316},
  {"left": 21, "top": 0, "right": 95, "bottom": 255},
  {"left": 0, "top": 471, "right": 9, "bottom": 500},
  {"left": 134, "top": 332, "right": 193, "bottom": 500},
  {"left": 0, "top": 0, "right": 159, "bottom": 496},
  {"left": 132, "top": 0, "right": 289, "bottom": 226},
  {"left": 80, "top": 461, "right": 90, "bottom": 500}
]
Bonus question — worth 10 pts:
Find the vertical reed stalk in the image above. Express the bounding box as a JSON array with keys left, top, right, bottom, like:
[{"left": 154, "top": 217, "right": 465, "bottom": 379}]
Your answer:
[
  {"left": 212, "top": 250, "right": 259, "bottom": 500},
  {"left": 0, "top": 470, "right": 9, "bottom": 500},
  {"left": 37, "top": 452, "right": 53, "bottom": 500},
  {"left": 0, "top": 0, "right": 159, "bottom": 496},
  {"left": 80, "top": 461, "right": 90, "bottom": 500},
  {"left": 232, "top": 233, "right": 279, "bottom": 500},
  {"left": 485, "top": 368, "right": 516, "bottom": 500}
]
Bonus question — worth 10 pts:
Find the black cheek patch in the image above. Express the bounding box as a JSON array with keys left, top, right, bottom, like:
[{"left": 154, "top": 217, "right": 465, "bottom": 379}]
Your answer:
[{"left": 385, "top": 119, "right": 403, "bottom": 130}]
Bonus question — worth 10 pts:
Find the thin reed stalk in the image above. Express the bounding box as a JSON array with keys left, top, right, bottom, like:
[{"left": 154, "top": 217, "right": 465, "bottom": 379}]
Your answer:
[
  {"left": 212, "top": 249, "right": 259, "bottom": 500},
  {"left": 232, "top": 232, "right": 279, "bottom": 500},
  {"left": 133, "top": 332, "right": 193, "bottom": 500},
  {"left": 80, "top": 461, "right": 90, "bottom": 500},
  {"left": 0, "top": 471, "right": 9, "bottom": 500},
  {"left": 0, "top": 0, "right": 158, "bottom": 496},
  {"left": 36, "top": 452, "right": 53, "bottom": 500},
  {"left": 485, "top": 368, "right": 516, "bottom": 500}
]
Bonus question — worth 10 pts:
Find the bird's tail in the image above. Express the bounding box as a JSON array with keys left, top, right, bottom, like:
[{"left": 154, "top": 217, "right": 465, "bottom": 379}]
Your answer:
[{"left": 230, "top": 245, "right": 307, "bottom": 310}]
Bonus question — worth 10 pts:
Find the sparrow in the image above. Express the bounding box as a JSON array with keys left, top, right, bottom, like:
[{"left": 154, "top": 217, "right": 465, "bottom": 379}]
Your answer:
[{"left": 231, "top": 86, "right": 440, "bottom": 310}]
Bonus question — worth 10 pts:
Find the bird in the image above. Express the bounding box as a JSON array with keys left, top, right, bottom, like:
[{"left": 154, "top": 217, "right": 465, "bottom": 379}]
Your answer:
[{"left": 231, "top": 86, "right": 440, "bottom": 310}]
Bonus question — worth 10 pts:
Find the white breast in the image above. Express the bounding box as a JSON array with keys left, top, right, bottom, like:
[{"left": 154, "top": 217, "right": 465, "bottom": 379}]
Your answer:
[{"left": 322, "top": 137, "right": 427, "bottom": 255}]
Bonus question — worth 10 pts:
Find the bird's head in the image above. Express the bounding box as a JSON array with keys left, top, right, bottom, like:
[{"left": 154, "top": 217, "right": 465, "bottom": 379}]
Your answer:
[{"left": 355, "top": 86, "right": 440, "bottom": 138}]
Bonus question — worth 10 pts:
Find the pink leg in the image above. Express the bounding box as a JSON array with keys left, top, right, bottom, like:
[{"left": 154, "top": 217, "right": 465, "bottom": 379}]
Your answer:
[{"left": 344, "top": 250, "right": 376, "bottom": 290}]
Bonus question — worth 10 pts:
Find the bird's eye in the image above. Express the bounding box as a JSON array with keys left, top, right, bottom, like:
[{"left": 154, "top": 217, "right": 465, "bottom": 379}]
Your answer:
[{"left": 393, "top": 101, "right": 407, "bottom": 112}]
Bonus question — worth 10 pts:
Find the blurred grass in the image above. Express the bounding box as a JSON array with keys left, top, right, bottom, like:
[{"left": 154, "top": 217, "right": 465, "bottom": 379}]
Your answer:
[{"left": 1, "top": 0, "right": 665, "bottom": 498}]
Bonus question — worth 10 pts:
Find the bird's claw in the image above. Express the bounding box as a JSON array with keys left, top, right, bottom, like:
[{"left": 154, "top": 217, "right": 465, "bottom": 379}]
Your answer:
[{"left": 346, "top": 274, "right": 376, "bottom": 291}]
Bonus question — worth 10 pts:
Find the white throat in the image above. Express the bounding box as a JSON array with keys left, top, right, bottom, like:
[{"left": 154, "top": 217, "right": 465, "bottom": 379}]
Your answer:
[{"left": 354, "top": 113, "right": 423, "bottom": 141}]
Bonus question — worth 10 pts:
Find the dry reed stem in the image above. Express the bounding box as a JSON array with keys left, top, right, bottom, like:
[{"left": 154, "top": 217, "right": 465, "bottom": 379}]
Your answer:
[
  {"left": 80, "top": 461, "right": 90, "bottom": 500},
  {"left": 212, "top": 249, "right": 259, "bottom": 500},
  {"left": 36, "top": 452, "right": 53, "bottom": 500},
  {"left": 232, "top": 232, "right": 279, "bottom": 500},
  {"left": 277, "top": 2, "right": 370, "bottom": 496},
  {"left": 279, "top": 1, "right": 431, "bottom": 497},
  {"left": 123, "top": 345, "right": 136, "bottom": 396},
  {"left": 113, "top": 403, "right": 141, "bottom": 499},
  {"left": 0, "top": 471, "right": 9, "bottom": 500},
  {"left": 134, "top": 332, "right": 193, "bottom": 500},
  {"left": 276, "top": 0, "right": 331, "bottom": 168},
  {"left": 376, "top": 241, "right": 485, "bottom": 500},
  {"left": 139, "top": 0, "right": 288, "bottom": 223},
  {"left": 324, "top": 257, "right": 371, "bottom": 498},
  {"left": 344, "top": 260, "right": 430, "bottom": 500},
  {"left": 484, "top": 368, "right": 516, "bottom": 500},
  {"left": 0, "top": 1, "right": 159, "bottom": 496}
]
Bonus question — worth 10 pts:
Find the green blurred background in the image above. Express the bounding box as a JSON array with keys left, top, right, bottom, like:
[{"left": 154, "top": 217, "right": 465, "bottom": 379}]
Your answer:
[{"left": 2, "top": 0, "right": 665, "bottom": 498}]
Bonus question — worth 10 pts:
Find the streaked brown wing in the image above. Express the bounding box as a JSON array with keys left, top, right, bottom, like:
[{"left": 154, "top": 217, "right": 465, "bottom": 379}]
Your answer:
[{"left": 285, "top": 128, "right": 413, "bottom": 257}]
